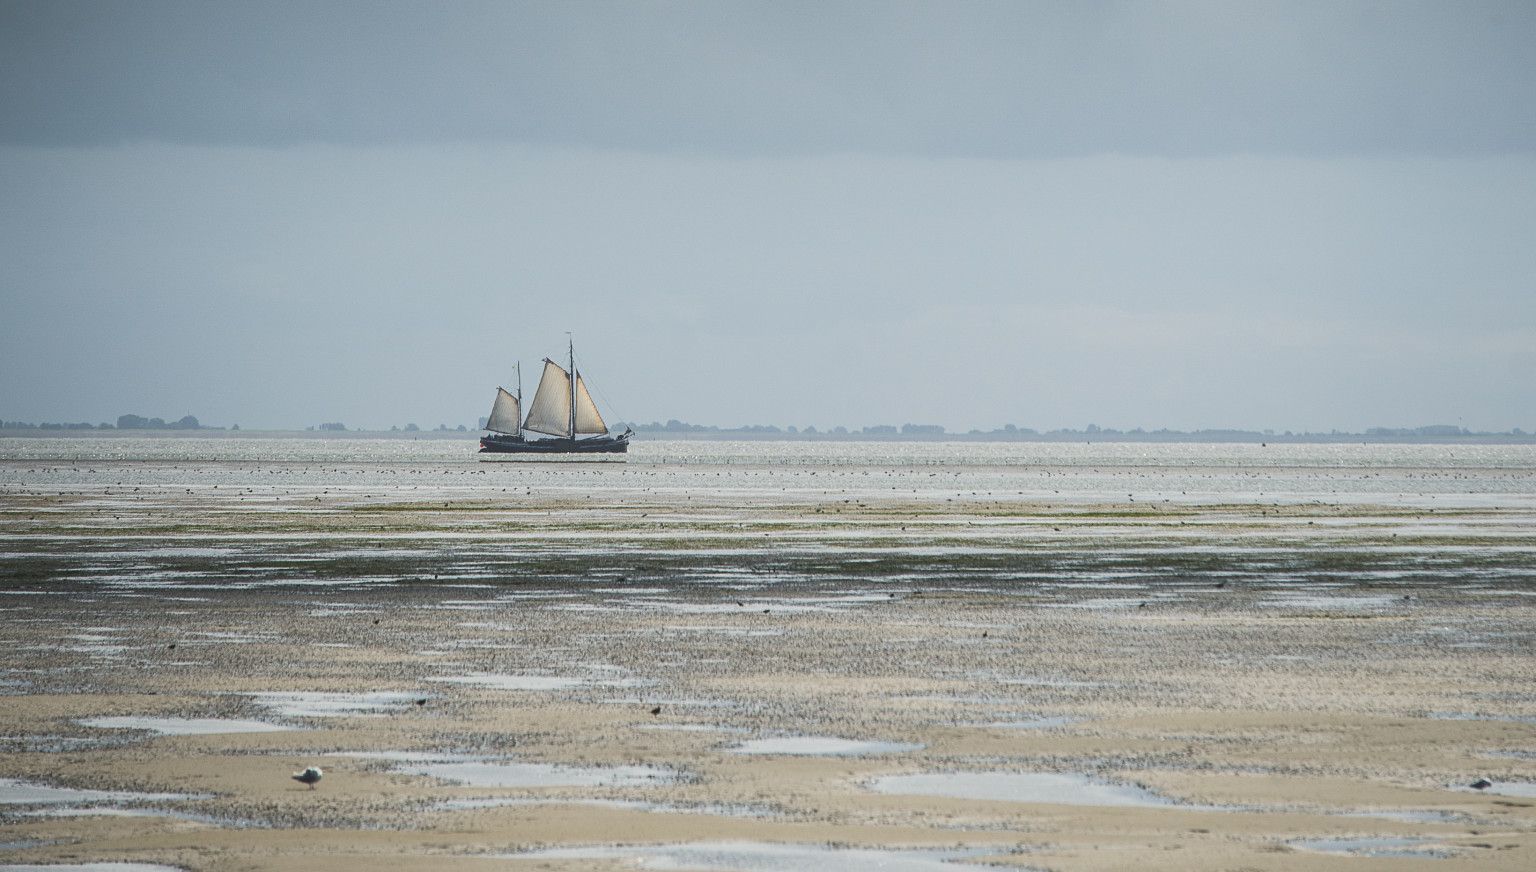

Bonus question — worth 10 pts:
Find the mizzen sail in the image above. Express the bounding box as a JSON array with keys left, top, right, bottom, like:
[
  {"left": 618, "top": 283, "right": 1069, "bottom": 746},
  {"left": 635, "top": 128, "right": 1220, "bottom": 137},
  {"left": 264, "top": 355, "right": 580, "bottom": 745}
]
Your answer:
[
  {"left": 522, "top": 359, "right": 573, "bottom": 438},
  {"left": 485, "top": 387, "right": 522, "bottom": 435}
]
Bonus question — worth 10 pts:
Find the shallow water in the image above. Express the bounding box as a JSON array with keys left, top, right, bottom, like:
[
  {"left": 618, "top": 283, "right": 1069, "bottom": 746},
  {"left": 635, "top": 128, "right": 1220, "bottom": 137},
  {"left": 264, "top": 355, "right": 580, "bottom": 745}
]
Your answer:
[
  {"left": 0, "top": 778, "right": 199, "bottom": 806},
  {"left": 1289, "top": 836, "right": 1451, "bottom": 858},
  {"left": 77, "top": 717, "right": 292, "bottom": 736},
  {"left": 246, "top": 691, "right": 422, "bottom": 718},
  {"left": 730, "top": 736, "right": 923, "bottom": 756},
  {"left": 869, "top": 772, "right": 1175, "bottom": 807},
  {"left": 427, "top": 673, "right": 586, "bottom": 691},
  {"left": 336, "top": 752, "right": 677, "bottom": 788},
  {"left": 0, "top": 865, "right": 188, "bottom": 872},
  {"left": 404, "top": 760, "right": 675, "bottom": 788},
  {"left": 8, "top": 437, "right": 1534, "bottom": 604},
  {"left": 507, "top": 841, "right": 998, "bottom": 871},
  {"left": 5, "top": 437, "right": 1534, "bottom": 512},
  {"left": 431, "top": 796, "right": 777, "bottom": 819},
  {"left": 3, "top": 435, "right": 1535, "bottom": 867},
  {"left": 1482, "top": 782, "right": 1536, "bottom": 798}
]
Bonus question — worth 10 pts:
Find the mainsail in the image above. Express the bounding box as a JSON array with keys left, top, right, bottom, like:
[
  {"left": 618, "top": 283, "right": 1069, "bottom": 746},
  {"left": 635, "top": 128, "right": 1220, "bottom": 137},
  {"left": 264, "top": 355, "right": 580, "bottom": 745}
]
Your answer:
[
  {"left": 522, "top": 359, "right": 573, "bottom": 437},
  {"left": 573, "top": 374, "right": 608, "bottom": 434},
  {"left": 485, "top": 387, "right": 521, "bottom": 435}
]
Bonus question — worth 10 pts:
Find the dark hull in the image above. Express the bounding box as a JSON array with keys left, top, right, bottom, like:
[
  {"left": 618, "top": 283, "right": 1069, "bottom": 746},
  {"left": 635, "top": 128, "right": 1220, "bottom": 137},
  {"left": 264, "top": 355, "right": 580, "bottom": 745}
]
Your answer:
[{"left": 479, "top": 432, "right": 630, "bottom": 455}]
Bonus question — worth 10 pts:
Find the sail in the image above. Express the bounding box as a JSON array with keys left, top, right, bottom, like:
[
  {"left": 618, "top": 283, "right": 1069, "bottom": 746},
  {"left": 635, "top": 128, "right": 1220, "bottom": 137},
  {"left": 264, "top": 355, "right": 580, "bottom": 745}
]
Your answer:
[
  {"left": 522, "top": 359, "right": 573, "bottom": 437},
  {"left": 485, "top": 387, "right": 521, "bottom": 434},
  {"left": 573, "top": 374, "right": 608, "bottom": 434}
]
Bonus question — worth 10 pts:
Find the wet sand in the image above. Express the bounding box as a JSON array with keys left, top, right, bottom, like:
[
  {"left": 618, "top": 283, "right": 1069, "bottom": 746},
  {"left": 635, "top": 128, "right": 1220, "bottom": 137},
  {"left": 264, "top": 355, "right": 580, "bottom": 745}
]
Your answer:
[{"left": 2, "top": 451, "right": 1534, "bottom": 870}]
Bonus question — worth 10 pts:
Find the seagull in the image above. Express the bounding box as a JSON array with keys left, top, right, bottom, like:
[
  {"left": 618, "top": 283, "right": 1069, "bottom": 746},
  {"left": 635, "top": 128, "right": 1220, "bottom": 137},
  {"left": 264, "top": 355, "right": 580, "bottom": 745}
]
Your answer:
[{"left": 292, "top": 766, "right": 323, "bottom": 789}]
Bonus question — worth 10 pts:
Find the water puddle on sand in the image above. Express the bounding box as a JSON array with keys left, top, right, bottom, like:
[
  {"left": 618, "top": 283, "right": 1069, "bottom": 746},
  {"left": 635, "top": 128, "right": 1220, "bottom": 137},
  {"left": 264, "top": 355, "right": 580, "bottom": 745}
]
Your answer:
[
  {"left": 427, "top": 674, "right": 585, "bottom": 691},
  {"left": 1289, "top": 836, "right": 1452, "bottom": 858},
  {"left": 1344, "top": 809, "right": 1464, "bottom": 824},
  {"left": 430, "top": 672, "right": 657, "bottom": 690},
  {"left": 0, "top": 735, "right": 117, "bottom": 753},
  {"left": 0, "top": 859, "right": 187, "bottom": 865},
  {"left": 869, "top": 772, "right": 1173, "bottom": 807},
  {"left": 246, "top": 691, "right": 421, "bottom": 717},
  {"left": 504, "top": 842, "right": 997, "bottom": 871},
  {"left": 731, "top": 737, "right": 923, "bottom": 756},
  {"left": 407, "top": 761, "right": 675, "bottom": 788},
  {"left": 1480, "top": 782, "right": 1536, "bottom": 798},
  {"left": 1427, "top": 711, "right": 1536, "bottom": 725},
  {"left": 78, "top": 717, "right": 293, "bottom": 735},
  {"left": 431, "top": 797, "right": 775, "bottom": 818},
  {"left": 14, "top": 807, "right": 256, "bottom": 829},
  {"left": 1257, "top": 594, "right": 1402, "bottom": 610},
  {"left": 0, "top": 778, "right": 202, "bottom": 806},
  {"left": 335, "top": 752, "right": 676, "bottom": 788}
]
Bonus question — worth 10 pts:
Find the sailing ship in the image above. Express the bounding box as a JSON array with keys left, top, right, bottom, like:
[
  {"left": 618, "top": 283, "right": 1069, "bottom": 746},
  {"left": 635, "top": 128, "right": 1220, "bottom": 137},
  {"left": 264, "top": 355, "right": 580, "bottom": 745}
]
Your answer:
[{"left": 478, "top": 339, "right": 632, "bottom": 456}]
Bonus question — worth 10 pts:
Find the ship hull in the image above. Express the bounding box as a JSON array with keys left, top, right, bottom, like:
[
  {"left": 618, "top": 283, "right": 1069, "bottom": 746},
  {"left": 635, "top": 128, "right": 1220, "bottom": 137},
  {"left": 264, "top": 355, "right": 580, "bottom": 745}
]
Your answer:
[{"left": 478, "top": 432, "right": 630, "bottom": 455}]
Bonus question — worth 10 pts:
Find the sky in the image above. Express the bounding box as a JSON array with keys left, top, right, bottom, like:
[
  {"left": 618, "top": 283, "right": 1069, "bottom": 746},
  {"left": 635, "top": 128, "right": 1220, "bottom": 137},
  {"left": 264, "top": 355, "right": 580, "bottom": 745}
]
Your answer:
[{"left": 2, "top": 0, "right": 1533, "bottom": 433}]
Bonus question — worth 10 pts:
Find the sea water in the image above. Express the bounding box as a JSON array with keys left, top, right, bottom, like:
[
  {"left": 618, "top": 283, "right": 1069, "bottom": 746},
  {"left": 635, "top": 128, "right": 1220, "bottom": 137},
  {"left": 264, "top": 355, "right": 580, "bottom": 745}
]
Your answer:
[
  {"left": 2, "top": 434, "right": 1533, "bottom": 503},
  {"left": 3, "top": 435, "right": 1533, "bottom": 601}
]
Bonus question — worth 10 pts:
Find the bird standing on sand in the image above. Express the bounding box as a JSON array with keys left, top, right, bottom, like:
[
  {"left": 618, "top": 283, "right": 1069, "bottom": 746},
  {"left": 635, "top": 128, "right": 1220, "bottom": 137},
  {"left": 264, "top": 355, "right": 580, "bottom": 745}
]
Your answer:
[{"left": 292, "top": 766, "right": 323, "bottom": 789}]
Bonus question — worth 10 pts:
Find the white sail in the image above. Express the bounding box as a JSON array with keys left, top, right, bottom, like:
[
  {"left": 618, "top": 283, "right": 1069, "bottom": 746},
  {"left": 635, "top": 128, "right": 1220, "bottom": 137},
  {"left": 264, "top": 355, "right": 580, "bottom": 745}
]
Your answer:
[
  {"left": 485, "top": 387, "right": 521, "bottom": 434},
  {"left": 522, "top": 359, "right": 573, "bottom": 437},
  {"left": 573, "top": 374, "right": 608, "bottom": 434}
]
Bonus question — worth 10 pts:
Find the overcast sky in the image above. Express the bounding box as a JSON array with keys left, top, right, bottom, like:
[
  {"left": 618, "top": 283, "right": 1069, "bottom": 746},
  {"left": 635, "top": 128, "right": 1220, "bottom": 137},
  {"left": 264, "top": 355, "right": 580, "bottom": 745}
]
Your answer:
[{"left": 3, "top": 1, "right": 1533, "bottom": 432}]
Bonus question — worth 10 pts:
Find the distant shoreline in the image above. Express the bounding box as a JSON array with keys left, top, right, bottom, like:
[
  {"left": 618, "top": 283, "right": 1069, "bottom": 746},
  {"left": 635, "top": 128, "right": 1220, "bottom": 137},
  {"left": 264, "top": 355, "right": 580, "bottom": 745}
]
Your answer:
[{"left": 2, "top": 428, "right": 1533, "bottom": 445}]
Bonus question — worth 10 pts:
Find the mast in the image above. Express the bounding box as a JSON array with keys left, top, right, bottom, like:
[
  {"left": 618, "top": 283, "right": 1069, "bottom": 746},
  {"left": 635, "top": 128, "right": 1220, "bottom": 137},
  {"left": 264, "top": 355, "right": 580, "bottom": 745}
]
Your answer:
[
  {"left": 515, "top": 361, "right": 522, "bottom": 438},
  {"left": 567, "top": 334, "right": 577, "bottom": 441}
]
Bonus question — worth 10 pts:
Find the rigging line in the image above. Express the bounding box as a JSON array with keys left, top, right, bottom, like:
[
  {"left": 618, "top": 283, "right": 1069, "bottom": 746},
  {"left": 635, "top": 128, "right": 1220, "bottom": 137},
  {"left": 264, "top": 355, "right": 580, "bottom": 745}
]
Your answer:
[
  {"left": 590, "top": 379, "right": 627, "bottom": 430},
  {"left": 574, "top": 347, "right": 628, "bottom": 429}
]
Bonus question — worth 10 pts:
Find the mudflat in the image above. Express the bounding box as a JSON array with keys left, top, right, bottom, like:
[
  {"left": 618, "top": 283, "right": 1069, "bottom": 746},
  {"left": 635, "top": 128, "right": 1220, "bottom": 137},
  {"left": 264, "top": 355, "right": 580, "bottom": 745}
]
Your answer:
[{"left": 1, "top": 443, "right": 1534, "bottom": 870}]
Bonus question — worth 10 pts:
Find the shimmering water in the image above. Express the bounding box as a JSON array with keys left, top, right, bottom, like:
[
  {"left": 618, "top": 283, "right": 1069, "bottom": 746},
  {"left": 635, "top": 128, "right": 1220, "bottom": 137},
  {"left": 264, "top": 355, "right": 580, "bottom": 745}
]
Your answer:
[
  {"left": 3, "top": 436, "right": 1534, "bottom": 508},
  {"left": 4, "top": 436, "right": 1534, "bottom": 604}
]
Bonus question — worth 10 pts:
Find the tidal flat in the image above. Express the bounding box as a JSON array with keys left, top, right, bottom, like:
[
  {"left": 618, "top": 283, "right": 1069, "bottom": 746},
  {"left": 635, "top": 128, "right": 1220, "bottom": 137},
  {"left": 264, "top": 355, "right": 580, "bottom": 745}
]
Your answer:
[{"left": 1, "top": 437, "right": 1534, "bottom": 870}]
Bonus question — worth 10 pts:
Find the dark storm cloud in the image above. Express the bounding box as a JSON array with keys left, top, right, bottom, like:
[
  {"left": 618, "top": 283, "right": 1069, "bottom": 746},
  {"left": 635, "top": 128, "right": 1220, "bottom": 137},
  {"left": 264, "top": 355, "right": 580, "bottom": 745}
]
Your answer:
[{"left": 2, "top": 0, "right": 1533, "bottom": 157}]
